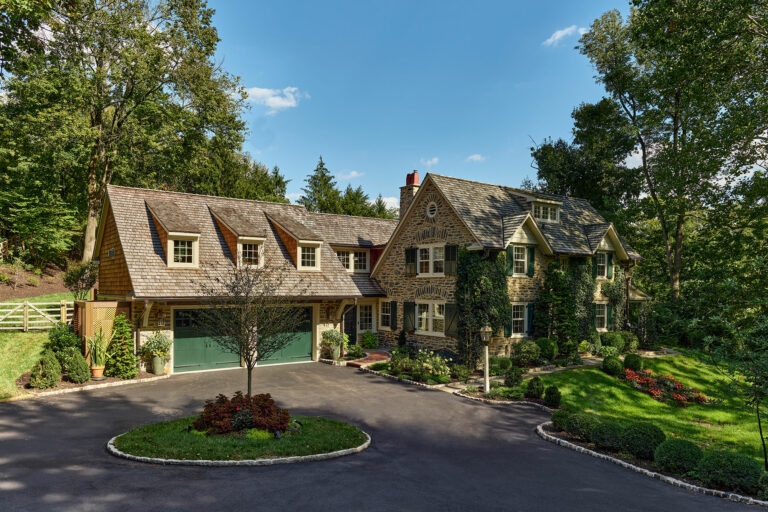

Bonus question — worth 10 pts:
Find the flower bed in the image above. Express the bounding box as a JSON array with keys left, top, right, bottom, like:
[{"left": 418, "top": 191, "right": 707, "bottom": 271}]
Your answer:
[{"left": 623, "top": 368, "right": 708, "bottom": 406}]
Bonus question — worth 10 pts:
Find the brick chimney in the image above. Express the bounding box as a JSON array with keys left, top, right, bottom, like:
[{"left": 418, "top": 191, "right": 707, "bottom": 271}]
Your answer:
[{"left": 399, "top": 170, "right": 420, "bottom": 218}]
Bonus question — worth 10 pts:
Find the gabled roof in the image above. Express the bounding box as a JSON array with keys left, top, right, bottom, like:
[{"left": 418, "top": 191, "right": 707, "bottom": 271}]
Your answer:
[
  {"left": 209, "top": 206, "right": 269, "bottom": 238},
  {"left": 266, "top": 212, "right": 322, "bottom": 242},
  {"left": 145, "top": 198, "right": 200, "bottom": 234},
  {"left": 101, "top": 186, "right": 396, "bottom": 299},
  {"left": 308, "top": 212, "right": 397, "bottom": 247}
]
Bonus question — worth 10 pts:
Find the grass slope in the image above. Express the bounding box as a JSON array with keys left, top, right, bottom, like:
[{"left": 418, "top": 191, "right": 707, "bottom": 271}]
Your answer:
[
  {"left": 0, "top": 331, "right": 48, "bottom": 400},
  {"left": 114, "top": 416, "right": 368, "bottom": 460},
  {"left": 1, "top": 292, "right": 74, "bottom": 303},
  {"left": 542, "top": 353, "right": 762, "bottom": 461}
]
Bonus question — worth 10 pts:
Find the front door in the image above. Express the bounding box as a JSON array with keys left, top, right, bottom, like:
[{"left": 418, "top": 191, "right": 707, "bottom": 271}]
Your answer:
[{"left": 343, "top": 306, "right": 357, "bottom": 344}]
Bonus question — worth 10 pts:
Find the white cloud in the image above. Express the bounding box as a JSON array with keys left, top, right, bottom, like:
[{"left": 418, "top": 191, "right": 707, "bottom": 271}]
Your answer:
[
  {"left": 286, "top": 192, "right": 302, "bottom": 203},
  {"left": 339, "top": 170, "right": 364, "bottom": 180},
  {"left": 246, "top": 86, "right": 308, "bottom": 115},
  {"left": 381, "top": 196, "right": 399, "bottom": 210},
  {"left": 623, "top": 149, "right": 643, "bottom": 168},
  {"left": 420, "top": 157, "right": 439, "bottom": 168},
  {"left": 542, "top": 25, "right": 587, "bottom": 47},
  {"left": 466, "top": 153, "right": 485, "bottom": 162}
]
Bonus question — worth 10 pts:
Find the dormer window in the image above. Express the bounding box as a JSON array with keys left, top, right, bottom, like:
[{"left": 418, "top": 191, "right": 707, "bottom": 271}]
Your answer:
[
  {"left": 533, "top": 203, "right": 559, "bottom": 223},
  {"left": 237, "top": 237, "right": 265, "bottom": 268},
  {"left": 298, "top": 243, "right": 321, "bottom": 271},
  {"left": 167, "top": 234, "right": 199, "bottom": 268},
  {"left": 174, "top": 239, "right": 193, "bottom": 263},
  {"left": 335, "top": 249, "right": 369, "bottom": 273}
]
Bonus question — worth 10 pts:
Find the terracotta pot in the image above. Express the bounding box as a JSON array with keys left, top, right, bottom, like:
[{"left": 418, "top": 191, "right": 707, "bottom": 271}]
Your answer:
[{"left": 91, "top": 366, "right": 105, "bottom": 379}]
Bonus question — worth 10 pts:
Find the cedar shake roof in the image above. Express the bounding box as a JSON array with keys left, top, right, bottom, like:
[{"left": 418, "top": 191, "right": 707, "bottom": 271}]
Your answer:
[
  {"left": 209, "top": 206, "right": 269, "bottom": 238},
  {"left": 265, "top": 212, "right": 322, "bottom": 241},
  {"left": 105, "top": 186, "right": 394, "bottom": 299},
  {"left": 429, "top": 173, "right": 640, "bottom": 260},
  {"left": 145, "top": 198, "right": 201, "bottom": 233},
  {"left": 308, "top": 212, "right": 397, "bottom": 247}
]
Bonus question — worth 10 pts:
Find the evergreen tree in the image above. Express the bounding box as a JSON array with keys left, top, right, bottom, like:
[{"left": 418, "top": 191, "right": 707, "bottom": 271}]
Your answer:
[
  {"left": 370, "top": 194, "right": 398, "bottom": 219},
  {"left": 340, "top": 185, "right": 371, "bottom": 216},
  {"left": 534, "top": 262, "right": 578, "bottom": 354},
  {"left": 299, "top": 157, "right": 342, "bottom": 213},
  {"left": 105, "top": 314, "right": 139, "bottom": 379}
]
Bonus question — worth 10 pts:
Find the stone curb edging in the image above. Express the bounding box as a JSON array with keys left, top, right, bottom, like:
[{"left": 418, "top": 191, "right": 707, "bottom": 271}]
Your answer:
[
  {"left": 3, "top": 374, "right": 171, "bottom": 402},
  {"left": 535, "top": 421, "right": 768, "bottom": 508},
  {"left": 106, "top": 431, "right": 371, "bottom": 467},
  {"left": 453, "top": 392, "right": 554, "bottom": 413},
  {"left": 318, "top": 358, "right": 347, "bottom": 366},
  {"left": 357, "top": 367, "right": 444, "bottom": 390}
]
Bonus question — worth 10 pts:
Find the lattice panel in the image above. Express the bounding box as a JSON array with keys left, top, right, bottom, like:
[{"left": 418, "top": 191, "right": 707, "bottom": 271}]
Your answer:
[{"left": 92, "top": 306, "right": 117, "bottom": 339}]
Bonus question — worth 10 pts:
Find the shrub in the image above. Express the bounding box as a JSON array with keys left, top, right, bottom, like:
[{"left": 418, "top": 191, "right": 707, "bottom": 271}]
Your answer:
[
  {"left": 535, "top": 338, "right": 559, "bottom": 361},
  {"left": 590, "top": 421, "right": 624, "bottom": 451},
  {"left": 193, "top": 392, "right": 291, "bottom": 435},
  {"left": 623, "top": 353, "right": 644, "bottom": 372},
  {"left": 525, "top": 376, "right": 545, "bottom": 399},
  {"left": 599, "top": 345, "right": 619, "bottom": 358},
  {"left": 601, "top": 331, "right": 626, "bottom": 352},
  {"left": 543, "top": 385, "right": 561, "bottom": 408},
  {"left": 26, "top": 276, "right": 39, "bottom": 287},
  {"left": 498, "top": 357, "right": 512, "bottom": 371},
  {"left": 397, "top": 329, "right": 407, "bottom": 348},
  {"left": 362, "top": 332, "right": 378, "bottom": 349},
  {"left": 504, "top": 366, "right": 524, "bottom": 387},
  {"left": 33, "top": 268, "right": 43, "bottom": 276},
  {"left": 369, "top": 361, "right": 389, "bottom": 372},
  {"left": 578, "top": 340, "right": 589, "bottom": 353},
  {"left": 602, "top": 355, "right": 623, "bottom": 376},
  {"left": 620, "top": 422, "right": 666, "bottom": 460},
  {"left": 551, "top": 409, "right": 571, "bottom": 432},
  {"left": 565, "top": 413, "right": 600, "bottom": 442},
  {"left": 30, "top": 350, "right": 62, "bottom": 389},
  {"left": 451, "top": 364, "right": 471, "bottom": 382},
  {"left": 512, "top": 341, "right": 540, "bottom": 367},
  {"left": 619, "top": 331, "right": 639, "bottom": 353},
  {"left": 569, "top": 353, "right": 583, "bottom": 365},
  {"left": 47, "top": 323, "right": 82, "bottom": 365},
  {"left": 389, "top": 351, "right": 410, "bottom": 376},
  {"left": 431, "top": 374, "right": 451, "bottom": 384},
  {"left": 321, "top": 329, "right": 345, "bottom": 349},
  {"left": 105, "top": 314, "right": 139, "bottom": 379},
  {"left": 697, "top": 451, "right": 763, "bottom": 494},
  {"left": 63, "top": 261, "right": 98, "bottom": 300},
  {"left": 489, "top": 356, "right": 504, "bottom": 376},
  {"left": 230, "top": 408, "right": 254, "bottom": 432},
  {"left": 588, "top": 329, "right": 601, "bottom": 354},
  {"left": 346, "top": 344, "right": 365, "bottom": 359},
  {"left": 63, "top": 351, "right": 91, "bottom": 384},
  {"left": 759, "top": 473, "right": 768, "bottom": 500},
  {"left": 413, "top": 350, "right": 450, "bottom": 380},
  {"left": 488, "top": 386, "right": 521, "bottom": 400},
  {"left": 0, "top": 272, "right": 8, "bottom": 284},
  {"left": 654, "top": 439, "right": 703, "bottom": 474}
]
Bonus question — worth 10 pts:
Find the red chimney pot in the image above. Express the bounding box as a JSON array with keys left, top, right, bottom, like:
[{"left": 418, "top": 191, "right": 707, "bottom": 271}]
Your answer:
[{"left": 406, "top": 170, "right": 420, "bottom": 186}]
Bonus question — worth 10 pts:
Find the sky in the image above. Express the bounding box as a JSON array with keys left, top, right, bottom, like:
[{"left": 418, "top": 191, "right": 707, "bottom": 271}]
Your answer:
[{"left": 208, "top": 0, "right": 629, "bottom": 208}]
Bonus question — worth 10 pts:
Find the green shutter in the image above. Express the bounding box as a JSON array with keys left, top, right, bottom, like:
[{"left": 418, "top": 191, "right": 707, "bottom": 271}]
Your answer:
[
  {"left": 405, "top": 248, "right": 417, "bottom": 275},
  {"left": 444, "top": 303, "right": 459, "bottom": 337},
  {"left": 527, "top": 303, "right": 535, "bottom": 336},
  {"left": 591, "top": 303, "right": 597, "bottom": 328},
  {"left": 504, "top": 309, "right": 512, "bottom": 337},
  {"left": 403, "top": 302, "right": 415, "bottom": 332},
  {"left": 390, "top": 301, "right": 398, "bottom": 330},
  {"left": 607, "top": 253, "right": 614, "bottom": 279},
  {"left": 506, "top": 245, "right": 514, "bottom": 275},
  {"left": 607, "top": 304, "right": 613, "bottom": 331},
  {"left": 527, "top": 246, "right": 535, "bottom": 277},
  {"left": 444, "top": 245, "right": 458, "bottom": 275},
  {"left": 592, "top": 256, "right": 598, "bottom": 278}
]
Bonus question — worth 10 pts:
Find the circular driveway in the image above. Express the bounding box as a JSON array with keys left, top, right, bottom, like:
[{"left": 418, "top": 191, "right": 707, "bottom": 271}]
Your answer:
[{"left": 0, "top": 363, "right": 752, "bottom": 511}]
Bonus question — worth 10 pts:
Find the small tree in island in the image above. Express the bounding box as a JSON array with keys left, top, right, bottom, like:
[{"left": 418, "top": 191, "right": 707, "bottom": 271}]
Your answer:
[{"left": 196, "top": 263, "right": 308, "bottom": 396}]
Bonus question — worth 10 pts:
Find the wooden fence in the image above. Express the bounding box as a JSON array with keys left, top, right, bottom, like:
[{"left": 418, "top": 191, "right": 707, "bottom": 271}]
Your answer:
[{"left": 0, "top": 301, "right": 74, "bottom": 331}]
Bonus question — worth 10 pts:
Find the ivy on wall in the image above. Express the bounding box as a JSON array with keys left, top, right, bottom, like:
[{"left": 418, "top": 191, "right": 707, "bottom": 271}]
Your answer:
[
  {"left": 568, "top": 257, "right": 598, "bottom": 340},
  {"left": 601, "top": 265, "right": 627, "bottom": 330},
  {"left": 533, "top": 262, "right": 578, "bottom": 353}
]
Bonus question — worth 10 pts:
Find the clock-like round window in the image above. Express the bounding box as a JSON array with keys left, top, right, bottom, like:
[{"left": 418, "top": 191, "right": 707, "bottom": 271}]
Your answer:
[{"left": 426, "top": 201, "right": 437, "bottom": 219}]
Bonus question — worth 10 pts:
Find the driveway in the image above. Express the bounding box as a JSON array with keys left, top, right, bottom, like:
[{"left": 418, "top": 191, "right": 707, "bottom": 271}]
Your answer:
[{"left": 0, "top": 363, "right": 752, "bottom": 511}]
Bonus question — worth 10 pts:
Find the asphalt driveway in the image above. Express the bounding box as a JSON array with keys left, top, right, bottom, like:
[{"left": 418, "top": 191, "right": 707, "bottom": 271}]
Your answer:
[{"left": 0, "top": 363, "right": 753, "bottom": 511}]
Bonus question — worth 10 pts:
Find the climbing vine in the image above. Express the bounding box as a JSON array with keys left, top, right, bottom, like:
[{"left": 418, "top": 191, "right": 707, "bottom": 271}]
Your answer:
[
  {"left": 601, "top": 265, "right": 627, "bottom": 330},
  {"left": 568, "top": 257, "right": 598, "bottom": 340},
  {"left": 533, "top": 262, "right": 577, "bottom": 354}
]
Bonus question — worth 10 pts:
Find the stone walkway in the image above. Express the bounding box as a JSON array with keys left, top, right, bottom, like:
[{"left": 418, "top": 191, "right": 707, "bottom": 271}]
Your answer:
[{"left": 346, "top": 350, "right": 390, "bottom": 368}]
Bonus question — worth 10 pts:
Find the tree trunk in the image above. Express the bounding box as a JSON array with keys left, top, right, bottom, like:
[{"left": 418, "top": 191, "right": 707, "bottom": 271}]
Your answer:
[
  {"left": 669, "top": 213, "right": 685, "bottom": 299},
  {"left": 758, "top": 402, "right": 768, "bottom": 471},
  {"left": 247, "top": 365, "right": 253, "bottom": 396}
]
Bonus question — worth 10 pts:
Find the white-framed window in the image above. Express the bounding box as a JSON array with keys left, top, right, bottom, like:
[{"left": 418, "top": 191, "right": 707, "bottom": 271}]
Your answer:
[
  {"left": 336, "top": 250, "right": 350, "bottom": 270},
  {"left": 533, "top": 203, "right": 559, "bottom": 223},
  {"left": 237, "top": 238, "right": 265, "bottom": 268},
  {"left": 298, "top": 243, "right": 321, "bottom": 270},
  {"left": 354, "top": 251, "right": 369, "bottom": 272},
  {"left": 596, "top": 252, "right": 607, "bottom": 278},
  {"left": 380, "top": 301, "right": 391, "bottom": 330},
  {"left": 595, "top": 303, "right": 608, "bottom": 330},
  {"left": 513, "top": 246, "right": 527, "bottom": 275},
  {"left": 359, "top": 304, "right": 374, "bottom": 332},
  {"left": 415, "top": 302, "right": 445, "bottom": 336},
  {"left": 174, "top": 239, "right": 193, "bottom": 263},
  {"left": 417, "top": 244, "right": 445, "bottom": 276},
  {"left": 511, "top": 304, "right": 526, "bottom": 336},
  {"left": 335, "top": 249, "right": 368, "bottom": 273},
  {"left": 167, "top": 234, "right": 199, "bottom": 268}
]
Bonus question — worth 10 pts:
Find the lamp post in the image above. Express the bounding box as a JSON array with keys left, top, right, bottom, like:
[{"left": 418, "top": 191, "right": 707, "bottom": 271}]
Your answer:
[{"left": 480, "top": 324, "right": 493, "bottom": 394}]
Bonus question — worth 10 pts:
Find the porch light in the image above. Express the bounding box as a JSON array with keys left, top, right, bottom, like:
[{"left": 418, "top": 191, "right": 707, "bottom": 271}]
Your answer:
[{"left": 480, "top": 324, "right": 492, "bottom": 344}]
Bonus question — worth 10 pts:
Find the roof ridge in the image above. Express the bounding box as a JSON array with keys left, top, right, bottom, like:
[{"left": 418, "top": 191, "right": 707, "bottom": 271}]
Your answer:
[
  {"left": 428, "top": 173, "right": 567, "bottom": 201},
  {"left": 107, "top": 184, "right": 307, "bottom": 210},
  {"left": 307, "top": 210, "right": 399, "bottom": 223}
]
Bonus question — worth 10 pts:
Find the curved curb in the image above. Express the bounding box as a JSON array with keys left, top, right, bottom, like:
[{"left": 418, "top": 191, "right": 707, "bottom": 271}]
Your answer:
[
  {"left": 3, "top": 374, "right": 171, "bottom": 403},
  {"left": 535, "top": 421, "right": 768, "bottom": 508},
  {"left": 453, "top": 392, "right": 553, "bottom": 413},
  {"left": 357, "top": 367, "right": 444, "bottom": 390},
  {"left": 106, "top": 431, "right": 371, "bottom": 467}
]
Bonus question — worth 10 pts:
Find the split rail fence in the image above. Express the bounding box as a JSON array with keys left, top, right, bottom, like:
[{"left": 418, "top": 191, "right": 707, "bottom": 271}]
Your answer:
[{"left": 0, "top": 301, "right": 74, "bottom": 331}]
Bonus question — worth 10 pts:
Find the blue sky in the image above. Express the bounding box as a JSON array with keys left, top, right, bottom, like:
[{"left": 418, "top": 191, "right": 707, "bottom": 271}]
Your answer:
[{"left": 208, "top": 0, "right": 628, "bottom": 207}]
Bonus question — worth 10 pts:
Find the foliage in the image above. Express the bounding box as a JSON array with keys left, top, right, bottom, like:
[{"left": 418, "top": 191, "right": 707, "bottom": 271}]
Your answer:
[
  {"left": 455, "top": 248, "right": 511, "bottom": 368},
  {"left": 551, "top": 410, "right": 571, "bottom": 432},
  {"left": 192, "top": 392, "right": 291, "bottom": 435},
  {"left": 29, "top": 349, "right": 61, "bottom": 389},
  {"left": 533, "top": 263, "right": 577, "bottom": 351},
  {"left": 362, "top": 332, "right": 378, "bottom": 349},
  {"left": 620, "top": 422, "right": 666, "bottom": 460},
  {"left": 63, "top": 351, "right": 91, "bottom": 384},
  {"left": 525, "top": 376, "right": 545, "bottom": 399},
  {"left": 389, "top": 349, "right": 451, "bottom": 383},
  {"left": 369, "top": 362, "right": 389, "bottom": 372},
  {"left": 46, "top": 323, "right": 82, "bottom": 365},
  {"left": 543, "top": 385, "right": 562, "bottom": 408},
  {"left": 578, "top": 340, "right": 590, "bottom": 353},
  {"left": 105, "top": 314, "right": 138, "bottom": 379},
  {"left": 511, "top": 341, "right": 540, "bottom": 367},
  {"left": 503, "top": 366, "right": 524, "bottom": 388},
  {"left": 140, "top": 332, "right": 172, "bottom": 360},
  {"left": 451, "top": 364, "right": 471, "bottom": 383},
  {"left": 87, "top": 330, "right": 111, "bottom": 368},
  {"left": 653, "top": 439, "right": 703, "bottom": 474},
  {"left": 63, "top": 262, "right": 98, "bottom": 300},
  {"left": 568, "top": 258, "right": 599, "bottom": 341},
  {"left": 760, "top": 473, "right": 768, "bottom": 500},
  {"left": 600, "top": 266, "right": 626, "bottom": 330},
  {"left": 590, "top": 421, "right": 624, "bottom": 451},
  {"left": 321, "top": 329, "right": 345, "bottom": 347},
  {"left": 26, "top": 277, "right": 38, "bottom": 287},
  {"left": 623, "top": 354, "right": 644, "bottom": 372},
  {"left": 601, "top": 332, "right": 625, "bottom": 353},
  {"left": 588, "top": 329, "right": 602, "bottom": 355},
  {"left": 697, "top": 451, "right": 763, "bottom": 495},
  {"left": 599, "top": 346, "right": 619, "bottom": 358},
  {"left": 535, "top": 338, "right": 558, "bottom": 362},
  {"left": 487, "top": 385, "right": 522, "bottom": 400},
  {"left": 489, "top": 356, "right": 511, "bottom": 376},
  {"left": 346, "top": 344, "right": 365, "bottom": 359},
  {"left": 565, "top": 413, "right": 600, "bottom": 442},
  {"left": 602, "top": 355, "right": 623, "bottom": 376},
  {"left": 623, "top": 368, "right": 708, "bottom": 406}
]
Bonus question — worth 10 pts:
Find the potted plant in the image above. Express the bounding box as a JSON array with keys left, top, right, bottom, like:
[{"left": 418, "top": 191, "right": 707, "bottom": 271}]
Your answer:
[
  {"left": 140, "top": 332, "right": 171, "bottom": 375},
  {"left": 321, "top": 329, "right": 347, "bottom": 360},
  {"left": 87, "top": 330, "right": 111, "bottom": 380}
]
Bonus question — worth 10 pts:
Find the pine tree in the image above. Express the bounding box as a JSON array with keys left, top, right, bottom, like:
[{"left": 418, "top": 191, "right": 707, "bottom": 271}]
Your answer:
[
  {"left": 298, "top": 157, "right": 342, "bottom": 213},
  {"left": 105, "top": 314, "right": 139, "bottom": 379}
]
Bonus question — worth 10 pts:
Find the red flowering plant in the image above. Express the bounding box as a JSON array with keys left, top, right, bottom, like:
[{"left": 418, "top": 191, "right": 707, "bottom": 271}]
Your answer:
[
  {"left": 619, "top": 368, "right": 709, "bottom": 406},
  {"left": 193, "top": 391, "right": 291, "bottom": 435}
]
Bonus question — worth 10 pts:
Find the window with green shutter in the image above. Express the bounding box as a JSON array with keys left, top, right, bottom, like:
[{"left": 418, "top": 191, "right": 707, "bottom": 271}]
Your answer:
[
  {"left": 405, "top": 248, "right": 417, "bottom": 275},
  {"left": 506, "top": 245, "right": 514, "bottom": 275},
  {"left": 390, "top": 301, "right": 398, "bottom": 330},
  {"left": 444, "top": 303, "right": 459, "bottom": 337},
  {"left": 444, "top": 245, "right": 458, "bottom": 275},
  {"left": 526, "top": 246, "right": 535, "bottom": 277},
  {"left": 403, "top": 302, "right": 415, "bottom": 331},
  {"left": 606, "top": 253, "right": 614, "bottom": 279}
]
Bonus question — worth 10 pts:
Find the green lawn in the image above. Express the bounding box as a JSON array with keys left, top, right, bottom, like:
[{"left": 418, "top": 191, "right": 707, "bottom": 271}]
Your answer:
[
  {"left": 540, "top": 353, "right": 762, "bottom": 462},
  {"left": 0, "top": 330, "right": 49, "bottom": 400},
  {"left": 114, "top": 415, "right": 368, "bottom": 460},
  {"left": 1, "top": 292, "right": 74, "bottom": 303}
]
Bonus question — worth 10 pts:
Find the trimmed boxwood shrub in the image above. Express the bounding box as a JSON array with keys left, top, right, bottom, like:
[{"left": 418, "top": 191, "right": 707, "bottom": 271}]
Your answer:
[
  {"left": 654, "top": 439, "right": 703, "bottom": 474},
  {"left": 30, "top": 349, "right": 62, "bottom": 389},
  {"left": 535, "top": 338, "right": 558, "bottom": 361},
  {"left": 504, "top": 366, "right": 524, "bottom": 387},
  {"left": 620, "top": 422, "right": 666, "bottom": 460},
  {"left": 551, "top": 409, "right": 571, "bottom": 432},
  {"left": 512, "top": 341, "right": 541, "bottom": 367},
  {"left": 590, "top": 421, "right": 624, "bottom": 451},
  {"left": 565, "top": 413, "right": 600, "bottom": 442},
  {"left": 64, "top": 351, "right": 91, "bottom": 384},
  {"left": 602, "top": 355, "right": 623, "bottom": 376},
  {"left": 623, "top": 353, "right": 644, "bottom": 372},
  {"left": 696, "top": 451, "right": 763, "bottom": 494},
  {"left": 543, "top": 385, "right": 561, "bottom": 408},
  {"left": 588, "top": 329, "right": 601, "bottom": 355},
  {"left": 46, "top": 323, "right": 82, "bottom": 366},
  {"left": 601, "top": 331, "right": 626, "bottom": 352},
  {"left": 619, "top": 331, "right": 639, "bottom": 353},
  {"left": 524, "top": 376, "right": 544, "bottom": 399},
  {"left": 498, "top": 357, "right": 512, "bottom": 371}
]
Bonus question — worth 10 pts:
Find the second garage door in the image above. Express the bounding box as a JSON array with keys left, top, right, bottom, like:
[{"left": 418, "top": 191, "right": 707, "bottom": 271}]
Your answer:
[{"left": 258, "top": 307, "right": 314, "bottom": 365}]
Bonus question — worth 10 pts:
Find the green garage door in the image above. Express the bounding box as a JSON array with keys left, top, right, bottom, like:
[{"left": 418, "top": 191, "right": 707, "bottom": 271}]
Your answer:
[
  {"left": 258, "top": 307, "right": 314, "bottom": 365},
  {"left": 173, "top": 310, "right": 241, "bottom": 373}
]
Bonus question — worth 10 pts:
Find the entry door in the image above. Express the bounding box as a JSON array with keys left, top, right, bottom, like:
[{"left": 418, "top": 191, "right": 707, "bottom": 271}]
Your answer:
[{"left": 344, "top": 306, "right": 357, "bottom": 344}]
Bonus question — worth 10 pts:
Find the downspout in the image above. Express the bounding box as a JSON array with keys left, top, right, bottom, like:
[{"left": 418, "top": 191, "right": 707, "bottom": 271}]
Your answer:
[{"left": 339, "top": 298, "right": 358, "bottom": 358}]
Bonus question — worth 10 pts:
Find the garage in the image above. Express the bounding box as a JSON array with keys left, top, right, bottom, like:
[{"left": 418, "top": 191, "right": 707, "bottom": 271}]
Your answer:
[{"left": 258, "top": 307, "right": 314, "bottom": 365}]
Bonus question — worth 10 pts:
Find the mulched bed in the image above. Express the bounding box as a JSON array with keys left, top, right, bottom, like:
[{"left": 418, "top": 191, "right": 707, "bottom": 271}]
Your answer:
[
  {"left": 0, "top": 263, "right": 69, "bottom": 302},
  {"left": 461, "top": 389, "right": 549, "bottom": 405},
  {"left": 17, "top": 370, "right": 158, "bottom": 394}
]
